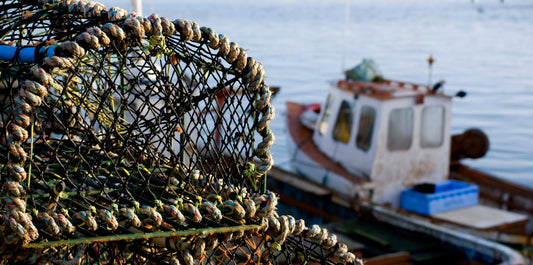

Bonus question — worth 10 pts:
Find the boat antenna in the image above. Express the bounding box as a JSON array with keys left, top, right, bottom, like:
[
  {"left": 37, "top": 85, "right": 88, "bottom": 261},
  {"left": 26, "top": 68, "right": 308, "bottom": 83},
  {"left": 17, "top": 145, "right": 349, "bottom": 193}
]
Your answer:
[
  {"left": 342, "top": 0, "right": 350, "bottom": 73},
  {"left": 427, "top": 54, "right": 434, "bottom": 87}
]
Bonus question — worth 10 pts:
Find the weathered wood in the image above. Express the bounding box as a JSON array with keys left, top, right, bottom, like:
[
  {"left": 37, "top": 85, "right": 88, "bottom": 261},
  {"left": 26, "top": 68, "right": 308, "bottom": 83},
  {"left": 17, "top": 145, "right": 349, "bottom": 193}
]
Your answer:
[
  {"left": 364, "top": 251, "right": 411, "bottom": 265},
  {"left": 432, "top": 205, "right": 527, "bottom": 231},
  {"left": 450, "top": 163, "right": 533, "bottom": 216}
]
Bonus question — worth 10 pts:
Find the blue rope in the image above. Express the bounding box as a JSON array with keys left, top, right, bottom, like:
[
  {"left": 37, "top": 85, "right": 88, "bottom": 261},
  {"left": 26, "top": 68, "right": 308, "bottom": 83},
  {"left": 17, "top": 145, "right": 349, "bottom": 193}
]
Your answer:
[{"left": 0, "top": 45, "right": 56, "bottom": 63}]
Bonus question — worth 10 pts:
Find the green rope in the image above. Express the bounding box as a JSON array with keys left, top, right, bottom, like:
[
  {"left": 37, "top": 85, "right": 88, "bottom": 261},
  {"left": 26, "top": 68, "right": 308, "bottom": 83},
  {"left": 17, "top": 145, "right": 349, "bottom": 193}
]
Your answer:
[
  {"left": 0, "top": 188, "right": 121, "bottom": 201},
  {"left": 23, "top": 224, "right": 261, "bottom": 249},
  {"left": 243, "top": 162, "right": 262, "bottom": 192}
]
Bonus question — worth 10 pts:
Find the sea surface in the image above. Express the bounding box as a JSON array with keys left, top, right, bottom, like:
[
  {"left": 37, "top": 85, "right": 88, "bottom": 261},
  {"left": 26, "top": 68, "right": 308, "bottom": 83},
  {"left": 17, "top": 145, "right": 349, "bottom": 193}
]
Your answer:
[{"left": 102, "top": 0, "right": 533, "bottom": 188}]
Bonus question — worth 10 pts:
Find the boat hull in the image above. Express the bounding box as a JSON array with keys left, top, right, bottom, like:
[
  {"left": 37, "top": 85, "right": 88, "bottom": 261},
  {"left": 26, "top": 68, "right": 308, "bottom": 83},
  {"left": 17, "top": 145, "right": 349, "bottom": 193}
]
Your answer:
[{"left": 267, "top": 166, "right": 527, "bottom": 265}]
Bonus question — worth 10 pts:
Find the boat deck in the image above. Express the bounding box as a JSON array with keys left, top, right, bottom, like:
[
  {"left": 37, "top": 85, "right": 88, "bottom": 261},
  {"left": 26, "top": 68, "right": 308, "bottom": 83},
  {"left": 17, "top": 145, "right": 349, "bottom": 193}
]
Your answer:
[{"left": 433, "top": 205, "right": 528, "bottom": 231}]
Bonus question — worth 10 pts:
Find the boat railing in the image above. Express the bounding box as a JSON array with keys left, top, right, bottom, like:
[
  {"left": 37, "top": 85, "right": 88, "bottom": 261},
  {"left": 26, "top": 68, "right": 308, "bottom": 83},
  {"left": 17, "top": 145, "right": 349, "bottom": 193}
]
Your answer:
[
  {"left": 337, "top": 79, "right": 436, "bottom": 99},
  {"left": 450, "top": 163, "right": 533, "bottom": 218}
]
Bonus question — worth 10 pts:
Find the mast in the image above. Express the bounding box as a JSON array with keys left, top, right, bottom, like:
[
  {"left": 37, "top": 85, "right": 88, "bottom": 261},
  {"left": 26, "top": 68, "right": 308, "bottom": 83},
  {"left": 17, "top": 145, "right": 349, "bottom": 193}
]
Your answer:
[{"left": 342, "top": 0, "right": 350, "bottom": 73}]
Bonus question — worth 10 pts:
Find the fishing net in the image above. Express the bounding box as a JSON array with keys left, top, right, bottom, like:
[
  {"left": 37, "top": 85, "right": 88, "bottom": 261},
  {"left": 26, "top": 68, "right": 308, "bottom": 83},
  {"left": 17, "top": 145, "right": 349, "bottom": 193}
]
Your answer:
[{"left": 0, "top": 1, "right": 362, "bottom": 264}]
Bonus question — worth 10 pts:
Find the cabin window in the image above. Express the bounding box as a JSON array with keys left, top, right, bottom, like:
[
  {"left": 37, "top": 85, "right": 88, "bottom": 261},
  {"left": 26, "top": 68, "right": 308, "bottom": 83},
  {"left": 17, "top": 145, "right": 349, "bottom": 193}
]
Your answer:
[
  {"left": 333, "top": 100, "right": 355, "bottom": 143},
  {"left": 388, "top": 107, "right": 413, "bottom": 150},
  {"left": 356, "top": 106, "right": 376, "bottom": 151},
  {"left": 318, "top": 95, "right": 334, "bottom": 136},
  {"left": 421, "top": 106, "right": 444, "bottom": 148}
]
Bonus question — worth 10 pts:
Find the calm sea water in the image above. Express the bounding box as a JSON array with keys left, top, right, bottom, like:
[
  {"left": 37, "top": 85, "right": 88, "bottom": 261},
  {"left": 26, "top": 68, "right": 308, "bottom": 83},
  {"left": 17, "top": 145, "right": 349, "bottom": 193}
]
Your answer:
[{"left": 102, "top": 0, "right": 533, "bottom": 187}]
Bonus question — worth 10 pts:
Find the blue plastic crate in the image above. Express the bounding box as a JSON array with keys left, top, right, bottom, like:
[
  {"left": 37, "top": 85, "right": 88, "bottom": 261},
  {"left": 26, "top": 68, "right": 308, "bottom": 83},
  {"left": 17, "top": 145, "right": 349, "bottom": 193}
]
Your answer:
[{"left": 400, "top": 180, "right": 479, "bottom": 215}]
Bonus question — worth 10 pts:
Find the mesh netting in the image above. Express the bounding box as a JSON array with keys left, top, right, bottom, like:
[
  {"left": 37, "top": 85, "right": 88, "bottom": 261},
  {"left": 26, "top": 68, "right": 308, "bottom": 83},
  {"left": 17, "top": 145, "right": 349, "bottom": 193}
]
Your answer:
[{"left": 0, "top": 1, "right": 362, "bottom": 264}]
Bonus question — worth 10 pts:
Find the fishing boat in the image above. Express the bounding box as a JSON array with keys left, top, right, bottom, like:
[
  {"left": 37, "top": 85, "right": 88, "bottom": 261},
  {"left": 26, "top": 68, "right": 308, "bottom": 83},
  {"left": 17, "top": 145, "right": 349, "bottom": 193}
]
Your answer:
[
  {"left": 270, "top": 59, "right": 533, "bottom": 262},
  {"left": 269, "top": 165, "right": 526, "bottom": 265}
]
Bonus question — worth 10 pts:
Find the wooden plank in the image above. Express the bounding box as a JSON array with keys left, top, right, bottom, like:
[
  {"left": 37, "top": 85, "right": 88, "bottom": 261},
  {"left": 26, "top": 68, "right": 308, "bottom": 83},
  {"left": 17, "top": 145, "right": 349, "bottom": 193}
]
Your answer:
[
  {"left": 450, "top": 163, "right": 533, "bottom": 215},
  {"left": 432, "top": 205, "right": 528, "bottom": 230},
  {"left": 364, "top": 251, "right": 411, "bottom": 265}
]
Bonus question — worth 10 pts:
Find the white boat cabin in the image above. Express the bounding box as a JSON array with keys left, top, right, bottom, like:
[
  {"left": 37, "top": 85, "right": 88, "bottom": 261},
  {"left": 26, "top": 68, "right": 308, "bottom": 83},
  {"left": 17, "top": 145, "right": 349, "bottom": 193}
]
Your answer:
[{"left": 312, "top": 79, "right": 452, "bottom": 206}]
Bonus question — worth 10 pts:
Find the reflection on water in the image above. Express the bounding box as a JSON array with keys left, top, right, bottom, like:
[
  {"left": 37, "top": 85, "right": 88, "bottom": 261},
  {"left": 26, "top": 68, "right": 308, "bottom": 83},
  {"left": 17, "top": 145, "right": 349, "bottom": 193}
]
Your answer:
[{"left": 101, "top": 0, "right": 533, "bottom": 187}]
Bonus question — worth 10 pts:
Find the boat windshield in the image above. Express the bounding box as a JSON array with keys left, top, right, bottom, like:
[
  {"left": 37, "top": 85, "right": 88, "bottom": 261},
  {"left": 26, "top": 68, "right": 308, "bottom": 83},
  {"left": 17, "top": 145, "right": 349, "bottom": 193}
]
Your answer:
[
  {"left": 333, "top": 100, "right": 355, "bottom": 143},
  {"left": 318, "top": 94, "right": 334, "bottom": 135}
]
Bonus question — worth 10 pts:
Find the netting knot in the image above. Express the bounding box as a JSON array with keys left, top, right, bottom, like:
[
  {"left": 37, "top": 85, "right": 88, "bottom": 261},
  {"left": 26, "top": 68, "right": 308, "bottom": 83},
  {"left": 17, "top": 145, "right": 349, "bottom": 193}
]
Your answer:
[
  {"left": 101, "top": 23, "right": 126, "bottom": 41},
  {"left": 23, "top": 80, "right": 48, "bottom": 98},
  {"left": 225, "top": 42, "right": 239, "bottom": 63},
  {"left": 243, "top": 162, "right": 262, "bottom": 191},
  {"left": 108, "top": 6, "right": 128, "bottom": 21},
  {"left": 120, "top": 207, "right": 142, "bottom": 227},
  {"left": 8, "top": 162, "right": 27, "bottom": 182},
  {"left": 217, "top": 34, "right": 230, "bottom": 57},
  {"left": 183, "top": 203, "right": 202, "bottom": 223},
  {"left": 52, "top": 212, "right": 76, "bottom": 233},
  {"left": 161, "top": 17, "right": 175, "bottom": 36},
  {"left": 74, "top": 211, "right": 98, "bottom": 231},
  {"left": 148, "top": 13, "right": 163, "bottom": 36},
  {"left": 174, "top": 19, "right": 193, "bottom": 41},
  {"left": 254, "top": 191, "right": 278, "bottom": 218},
  {"left": 38, "top": 212, "right": 60, "bottom": 235},
  {"left": 57, "top": 41, "right": 86, "bottom": 58},
  {"left": 43, "top": 56, "right": 73, "bottom": 70},
  {"left": 29, "top": 66, "right": 53, "bottom": 86},
  {"left": 87, "top": 26, "right": 111, "bottom": 46},
  {"left": 163, "top": 204, "right": 186, "bottom": 225},
  {"left": 144, "top": 35, "right": 167, "bottom": 58},
  {"left": 75, "top": 32, "right": 101, "bottom": 50},
  {"left": 83, "top": 1, "right": 106, "bottom": 17},
  {"left": 200, "top": 201, "right": 222, "bottom": 221},
  {"left": 200, "top": 27, "right": 219, "bottom": 49},
  {"left": 124, "top": 17, "right": 145, "bottom": 38},
  {"left": 98, "top": 209, "right": 118, "bottom": 230}
]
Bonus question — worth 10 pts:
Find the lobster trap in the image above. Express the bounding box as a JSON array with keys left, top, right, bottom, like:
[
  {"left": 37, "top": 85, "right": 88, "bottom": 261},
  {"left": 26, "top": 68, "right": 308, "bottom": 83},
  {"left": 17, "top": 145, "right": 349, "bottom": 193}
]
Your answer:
[{"left": 0, "top": 1, "right": 361, "bottom": 264}]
